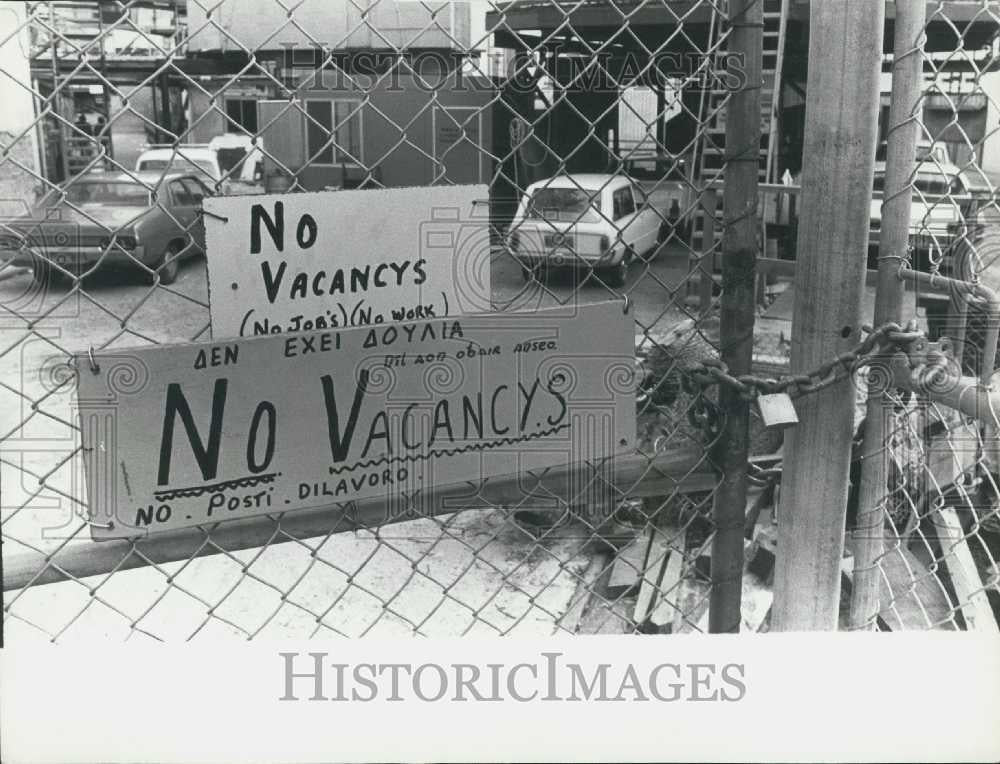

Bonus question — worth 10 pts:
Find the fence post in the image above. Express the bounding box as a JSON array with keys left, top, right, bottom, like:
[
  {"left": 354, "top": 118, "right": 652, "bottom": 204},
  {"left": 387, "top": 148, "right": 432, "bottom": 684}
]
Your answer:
[
  {"left": 708, "top": 0, "right": 761, "bottom": 633},
  {"left": 772, "top": 1, "right": 885, "bottom": 631},
  {"left": 849, "top": 0, "right": 926, "bottom": 631}
]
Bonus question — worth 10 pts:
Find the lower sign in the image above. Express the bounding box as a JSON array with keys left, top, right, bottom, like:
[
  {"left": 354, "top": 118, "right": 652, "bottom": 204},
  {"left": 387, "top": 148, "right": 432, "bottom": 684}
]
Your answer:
[{"left": 76, "top": 302, "right": 636, "bottom": 539}]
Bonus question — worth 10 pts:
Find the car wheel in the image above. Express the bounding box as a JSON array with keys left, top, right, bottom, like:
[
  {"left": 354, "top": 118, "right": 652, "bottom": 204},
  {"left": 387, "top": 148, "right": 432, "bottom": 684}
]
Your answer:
[{"left": 153, "top": 243, "right": 181, "bottom": 285}]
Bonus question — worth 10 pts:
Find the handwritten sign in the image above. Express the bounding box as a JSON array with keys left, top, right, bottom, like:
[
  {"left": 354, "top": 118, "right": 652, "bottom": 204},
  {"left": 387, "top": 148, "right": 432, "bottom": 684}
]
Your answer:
[
  {"left": 203, "top": 185, "right": 491, "bottom": 339},
  {"left": 76, "top": 302, "right": 636, "bottom": 539}
]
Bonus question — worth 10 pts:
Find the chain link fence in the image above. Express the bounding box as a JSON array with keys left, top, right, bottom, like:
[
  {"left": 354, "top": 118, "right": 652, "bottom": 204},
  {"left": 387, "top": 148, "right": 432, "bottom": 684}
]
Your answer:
[
  {"left": 2, "top": 0, "right": 754, "bottom": 641},
  {"left": 847, "top": 0, "right": 1000, "bottom": 633},
  {"left": 2, "top": 0, "right": 1000, "bottom": 642}
]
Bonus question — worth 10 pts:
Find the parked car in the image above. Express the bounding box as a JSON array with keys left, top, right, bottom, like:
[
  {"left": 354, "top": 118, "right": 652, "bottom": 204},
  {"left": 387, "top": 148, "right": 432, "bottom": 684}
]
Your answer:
[
  {"left": 207, "top": 133, "right": 265, "bottom": 193},
  {"left": 868, "top": 158, "right": 971, "bottom": 271},
  {"left": 135, "top": 136, "right": 264, "bottom": 195},
  {"left": 0, "top": 171, "right": 211, "bottom": 284},
  {"left": 623, "top": 154, "right": 694, "bottom": 244},
  {"left": 506, "top": 174, "right": 663, "bottom": 286}
]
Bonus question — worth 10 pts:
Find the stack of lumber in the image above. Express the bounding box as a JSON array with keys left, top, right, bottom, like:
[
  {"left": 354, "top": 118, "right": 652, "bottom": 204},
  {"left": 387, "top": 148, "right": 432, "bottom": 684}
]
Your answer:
[{"left": 592, "top": 516, "right": 775, "bottom": 634}]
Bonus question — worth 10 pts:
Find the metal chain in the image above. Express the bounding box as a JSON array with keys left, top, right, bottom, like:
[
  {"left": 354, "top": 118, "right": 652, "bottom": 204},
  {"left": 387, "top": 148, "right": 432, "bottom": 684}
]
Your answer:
[
  {"left": 681, "top": 321, "right": 925, "bottom": 402},
  {"left": 676, "top": 322, "right": 924, "bottom": 438}
]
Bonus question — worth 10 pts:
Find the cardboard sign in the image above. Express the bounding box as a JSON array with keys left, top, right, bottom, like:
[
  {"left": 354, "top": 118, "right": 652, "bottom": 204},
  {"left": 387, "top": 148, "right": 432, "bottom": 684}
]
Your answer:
[
  {"left": 76, "top": 302, "right": 636, "bottom": 539},
  {"left": 203, "top": 185, "right": 491, "bottom": 339}
]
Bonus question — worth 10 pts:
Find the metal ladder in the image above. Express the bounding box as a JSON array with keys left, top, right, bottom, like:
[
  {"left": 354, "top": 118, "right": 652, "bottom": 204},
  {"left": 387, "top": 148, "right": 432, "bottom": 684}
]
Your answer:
[{"left": 689, "top": 0, "right": 788, "bottom": 253}]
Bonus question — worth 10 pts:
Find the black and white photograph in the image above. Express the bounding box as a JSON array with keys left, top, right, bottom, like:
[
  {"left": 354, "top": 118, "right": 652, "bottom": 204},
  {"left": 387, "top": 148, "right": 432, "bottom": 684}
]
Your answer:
[{"left": 0, "top": 0, "right": 999, "bottom": 761}]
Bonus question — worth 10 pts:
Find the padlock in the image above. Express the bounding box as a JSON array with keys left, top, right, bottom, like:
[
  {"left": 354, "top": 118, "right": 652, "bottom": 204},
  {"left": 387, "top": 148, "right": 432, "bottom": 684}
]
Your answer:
[{"left": 756, "top": 392, "right": 799, "bottom": 430}]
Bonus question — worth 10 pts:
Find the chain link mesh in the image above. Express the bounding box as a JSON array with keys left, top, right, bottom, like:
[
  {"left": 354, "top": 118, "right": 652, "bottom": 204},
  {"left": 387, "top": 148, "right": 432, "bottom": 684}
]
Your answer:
[
  {"left": 849, "top": 1, "right": 1000, "bottom": 632},
  {"left": 3, "top": 1, "right": 1000, "bottom": 641},
  {"left": 2, "top": 0, "right": 751, "bottom": 641}
]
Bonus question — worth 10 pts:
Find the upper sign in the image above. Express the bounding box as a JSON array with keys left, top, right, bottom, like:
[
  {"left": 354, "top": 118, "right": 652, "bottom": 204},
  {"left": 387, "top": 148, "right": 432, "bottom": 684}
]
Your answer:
[
  {"left": 203, "top": 185, "right": 491, "bottom": 339},
  {"left": 76, "top": 302, "right": 636, "bottom": 539}
]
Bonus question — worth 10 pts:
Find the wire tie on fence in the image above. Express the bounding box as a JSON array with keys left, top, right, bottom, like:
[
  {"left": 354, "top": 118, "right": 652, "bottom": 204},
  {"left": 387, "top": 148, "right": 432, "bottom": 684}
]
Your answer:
[
  {"left": 201, "top": 209, "right": 229, "bottom": 223},
  {"left": 84, "top": 516, "right": 114, "bottom": 530},
  {"left": 87, "top": 347, "right": 100, "bottom": 374},
  {"left": 878, "top": 252, "right": 909, "bottom": 263},
  {"left": 621, "top": 293, "right": 631, "bottom": 314}
]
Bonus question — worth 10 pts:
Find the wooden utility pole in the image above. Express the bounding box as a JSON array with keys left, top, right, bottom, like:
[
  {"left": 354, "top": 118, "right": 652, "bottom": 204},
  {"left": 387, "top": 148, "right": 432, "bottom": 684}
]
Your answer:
[
  {"left": 709, "top": 0, "right": 761, "bottom": 633},
  {"left": 850, "top": 0, "right": 926, "bottom": 630},
  {"left": 772, "top": 1, "right": 885, "bottom": 631}
]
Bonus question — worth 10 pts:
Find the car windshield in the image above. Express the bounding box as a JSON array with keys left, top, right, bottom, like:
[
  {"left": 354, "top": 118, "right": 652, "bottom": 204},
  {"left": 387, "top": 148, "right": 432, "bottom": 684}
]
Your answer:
[
  {"left": 525, "top": 188, "right": 601, "bottom": 223},
  {"left": 138, "top": 157, "right": 218, "bottom": 179},
  {"left": 59, "top": 181, "right": 151, "bottom": 207}
]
